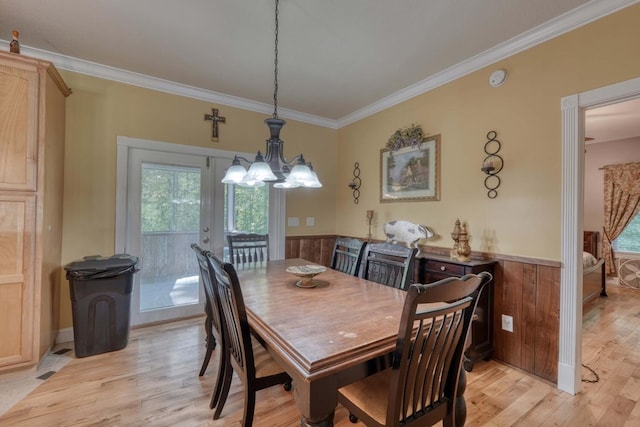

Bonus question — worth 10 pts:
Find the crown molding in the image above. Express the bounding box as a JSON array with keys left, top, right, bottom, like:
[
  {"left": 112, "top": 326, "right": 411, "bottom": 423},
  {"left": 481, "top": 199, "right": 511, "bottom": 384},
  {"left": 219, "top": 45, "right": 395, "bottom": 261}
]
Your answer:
[
  {"left": 9, "top": 44, "right": 338, "bottom": 130},
  {"left": 337, "top": 0, "right": 639, "bottom": 127},
  {"left": 3, "top": 0, "right": 636, "bottom": 130}
]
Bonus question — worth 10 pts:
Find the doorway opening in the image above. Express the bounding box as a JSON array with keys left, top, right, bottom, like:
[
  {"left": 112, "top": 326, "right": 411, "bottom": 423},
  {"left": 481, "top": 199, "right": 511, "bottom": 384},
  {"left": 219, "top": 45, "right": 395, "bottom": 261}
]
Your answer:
[{"left": 560, "top": 77, "right": 640, "bottom": 394}]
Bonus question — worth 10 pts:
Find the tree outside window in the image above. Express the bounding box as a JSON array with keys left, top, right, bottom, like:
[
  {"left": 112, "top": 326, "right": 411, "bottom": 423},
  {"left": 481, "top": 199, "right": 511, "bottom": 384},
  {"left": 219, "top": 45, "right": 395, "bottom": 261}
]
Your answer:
[
  {"left": 613, "top": 213, "right": 640, "bottom": 253},
  {"left": 224, "top": 185, "right": 269, "bottom": 234}
]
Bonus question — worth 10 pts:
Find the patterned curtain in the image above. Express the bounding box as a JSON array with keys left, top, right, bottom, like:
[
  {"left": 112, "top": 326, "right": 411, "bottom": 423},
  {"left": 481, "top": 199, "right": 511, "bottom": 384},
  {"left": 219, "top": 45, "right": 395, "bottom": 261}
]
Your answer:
[{"left": 602, "top": 162, "right": 640, "bottom": 275}]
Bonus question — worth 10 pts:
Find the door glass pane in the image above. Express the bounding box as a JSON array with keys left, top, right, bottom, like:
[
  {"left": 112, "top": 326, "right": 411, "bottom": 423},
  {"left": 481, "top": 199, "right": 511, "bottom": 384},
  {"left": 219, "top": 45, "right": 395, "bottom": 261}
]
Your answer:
[
  {"left": 224, "top": 184, "right": 269, "bottom": 260},
  {"left": 140, "top": 163, "right": 201, "bottom": 311}
]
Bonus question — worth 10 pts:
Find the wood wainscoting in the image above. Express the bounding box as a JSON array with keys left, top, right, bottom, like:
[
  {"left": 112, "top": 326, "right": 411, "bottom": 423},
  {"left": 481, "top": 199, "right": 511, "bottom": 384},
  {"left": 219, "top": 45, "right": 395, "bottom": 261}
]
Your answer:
[
  {"left": 284, "top": 235, "right": 336, "bottom": 267},
  {"left": 492, "top": 258, "right": 560, "bottom": 383},
  {"left": 284, "top": 235, "right": 561, "bottom": 383}
]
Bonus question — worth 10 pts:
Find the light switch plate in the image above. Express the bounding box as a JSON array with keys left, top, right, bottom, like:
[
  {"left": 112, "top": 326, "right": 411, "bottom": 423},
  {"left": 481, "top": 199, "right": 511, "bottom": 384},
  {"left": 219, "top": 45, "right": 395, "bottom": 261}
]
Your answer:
[
  {"left": 306, "top": 217, "right": 315, "bottom": 226},
  {"left": 287, "top": 217, "right": 299, "bottom": 227}
]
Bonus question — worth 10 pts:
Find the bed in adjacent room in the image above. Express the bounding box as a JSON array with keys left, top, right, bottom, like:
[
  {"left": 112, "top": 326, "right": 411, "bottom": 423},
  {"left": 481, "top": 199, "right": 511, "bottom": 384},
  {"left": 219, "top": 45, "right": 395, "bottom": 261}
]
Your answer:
[{"left": 583, "top": 230, "right": 607, "bottom": 303}]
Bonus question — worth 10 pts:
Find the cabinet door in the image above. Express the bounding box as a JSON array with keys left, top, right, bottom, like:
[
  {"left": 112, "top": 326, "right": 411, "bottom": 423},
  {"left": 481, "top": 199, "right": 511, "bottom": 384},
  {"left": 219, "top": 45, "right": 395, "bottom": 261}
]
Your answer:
[
  {"left": 0, "top": 194, "right": 36, "bottom": 367},
  {"left": 0, "top": 61, "right": 39, "bottom": 191}
]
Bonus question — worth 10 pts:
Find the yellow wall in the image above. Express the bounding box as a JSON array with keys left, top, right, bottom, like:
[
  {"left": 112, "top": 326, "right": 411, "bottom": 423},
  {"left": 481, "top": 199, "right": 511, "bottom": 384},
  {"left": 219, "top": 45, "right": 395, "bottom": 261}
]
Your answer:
[
  {"left": 57, "top": 74, "right": 336, "bottom": 328},
  {"left": 57, "top": 4, "right": 640, "bottom": 329},
  {"left": 336, "top": 4, "right": 640, "bottom": 259}
]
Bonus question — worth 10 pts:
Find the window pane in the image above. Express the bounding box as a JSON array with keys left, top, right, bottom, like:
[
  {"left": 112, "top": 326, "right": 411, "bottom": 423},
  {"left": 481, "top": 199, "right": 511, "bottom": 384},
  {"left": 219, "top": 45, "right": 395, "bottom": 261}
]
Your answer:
[
  {"left": 224, "top": 185, "right": 269, "bottom": 234},
  {"left": 174, "top": 169, "right": 200, "bottom": 232},
  {"left": 141, "top": 168, "right": 172, "bottom": 232},
  {"left": 613, "top": 213, "right": 640, "bottom": 253},
  {"left": 139, "top": 163, "right": 201, "bottom": 312},
  {"left": 141, "top": 164, "right": 200, "bottom": 232}
]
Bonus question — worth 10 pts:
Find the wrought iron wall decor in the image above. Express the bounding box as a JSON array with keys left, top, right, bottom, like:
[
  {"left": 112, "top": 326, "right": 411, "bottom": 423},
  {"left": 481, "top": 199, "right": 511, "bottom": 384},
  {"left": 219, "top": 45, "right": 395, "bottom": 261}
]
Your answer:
[
  {"left": 481, "top": 131, "right": 503, "bottom": 199},
  {"left": 348, "top": 162, "right": 361, "bottom": 204}
]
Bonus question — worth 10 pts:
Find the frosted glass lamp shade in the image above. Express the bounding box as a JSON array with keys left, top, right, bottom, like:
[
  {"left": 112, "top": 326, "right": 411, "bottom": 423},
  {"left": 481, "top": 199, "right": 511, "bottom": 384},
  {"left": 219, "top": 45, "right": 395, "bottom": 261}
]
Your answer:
[
  {"left": 246, "top": 161, "right": 278, "bottom": 181},
  {"left": 238, "top": 177, "right": 266, "bottom": 187},
  {"left": 304, "top": 170, "right": 323, "bottom": 188},
  {"left": 287, "top": 163, "right": 313, "bottom": 185},
  {"left": 222, "top": 164, "right": 248, "bottom": 184}
]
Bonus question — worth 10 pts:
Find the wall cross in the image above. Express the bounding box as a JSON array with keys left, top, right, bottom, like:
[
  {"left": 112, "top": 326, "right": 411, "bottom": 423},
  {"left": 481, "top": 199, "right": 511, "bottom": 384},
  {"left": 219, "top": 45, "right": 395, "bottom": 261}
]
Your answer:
[{"left": 204, "top": 108, "right": 226, "bottom": 142}]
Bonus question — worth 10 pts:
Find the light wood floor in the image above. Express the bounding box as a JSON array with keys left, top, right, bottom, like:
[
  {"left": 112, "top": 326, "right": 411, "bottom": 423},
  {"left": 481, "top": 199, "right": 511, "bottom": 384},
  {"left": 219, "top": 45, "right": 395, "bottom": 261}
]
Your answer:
[{"left": 2, "top": 283, "right": 640, "bottom": 426}]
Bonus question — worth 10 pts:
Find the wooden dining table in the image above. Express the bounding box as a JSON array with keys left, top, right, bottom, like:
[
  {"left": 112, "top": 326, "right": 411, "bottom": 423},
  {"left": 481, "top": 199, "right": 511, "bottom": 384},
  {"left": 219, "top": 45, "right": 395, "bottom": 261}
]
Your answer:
[{"left": 236, "top": 258, "right": 468, "bottom": 427}]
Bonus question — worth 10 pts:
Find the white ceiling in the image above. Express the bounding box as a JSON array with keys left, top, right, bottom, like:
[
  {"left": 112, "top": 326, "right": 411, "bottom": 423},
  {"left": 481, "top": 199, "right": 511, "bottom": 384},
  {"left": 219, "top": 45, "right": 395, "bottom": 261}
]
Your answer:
[
  {"left": 1, "top": 0, "right": 638, "bottom": 131},
  {"left": 586, "top": 98, "right": 640, "bottom": 144}
]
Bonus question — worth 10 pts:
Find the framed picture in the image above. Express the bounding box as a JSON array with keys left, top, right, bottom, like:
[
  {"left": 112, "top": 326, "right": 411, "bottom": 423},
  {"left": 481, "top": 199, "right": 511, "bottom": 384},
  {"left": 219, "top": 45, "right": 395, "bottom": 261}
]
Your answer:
[{"left": 380, "top": 134, "right": 440, "bottom": 202}]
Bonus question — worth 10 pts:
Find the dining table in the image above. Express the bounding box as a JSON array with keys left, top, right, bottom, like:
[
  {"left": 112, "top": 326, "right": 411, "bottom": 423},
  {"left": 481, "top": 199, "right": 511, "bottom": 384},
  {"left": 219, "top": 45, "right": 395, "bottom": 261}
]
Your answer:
[{"left": 236, "top": 258, "right": 468, "bottom": 427}]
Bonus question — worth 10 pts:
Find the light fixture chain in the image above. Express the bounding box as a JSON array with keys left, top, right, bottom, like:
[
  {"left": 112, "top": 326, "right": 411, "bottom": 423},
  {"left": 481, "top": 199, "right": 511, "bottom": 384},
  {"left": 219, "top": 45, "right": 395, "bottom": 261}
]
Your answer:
[{"left": 273, "top": 0, "right": 279, "bottom": 119}]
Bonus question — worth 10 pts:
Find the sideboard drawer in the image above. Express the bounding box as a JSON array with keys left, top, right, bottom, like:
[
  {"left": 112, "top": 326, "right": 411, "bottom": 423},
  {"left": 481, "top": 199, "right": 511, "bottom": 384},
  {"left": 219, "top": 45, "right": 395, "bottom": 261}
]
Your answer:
[{"left": 423, "top": 259, "right": 466, "bottom": 276}]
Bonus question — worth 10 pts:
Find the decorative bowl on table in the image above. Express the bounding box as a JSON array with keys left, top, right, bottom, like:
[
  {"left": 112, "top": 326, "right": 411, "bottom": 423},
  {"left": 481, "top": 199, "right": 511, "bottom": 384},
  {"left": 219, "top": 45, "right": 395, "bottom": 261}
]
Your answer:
[{"left": 285, "top": 265, "right": 327, "bottom": 288}]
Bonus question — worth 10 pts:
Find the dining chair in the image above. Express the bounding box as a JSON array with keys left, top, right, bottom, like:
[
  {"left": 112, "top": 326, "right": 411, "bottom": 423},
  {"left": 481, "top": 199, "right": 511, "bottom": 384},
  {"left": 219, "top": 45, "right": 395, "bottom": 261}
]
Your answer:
[
  {"left": 330, "top": 237, "right": 367, "bottom": 276},
  {"left": 190, "top": 244, "right": 228, "bottom": 410},
  {"left": 359, "top": 242, "right": 418, "bottom": 290},
  {"left": 338, "top": 272, "right": 492, "bottom": 427},
  {"left": 207, "top": 252, "right": 292, "bottom": 426},
  {"left": 227, "top": 233, "right": 269, "bottom": 268}
]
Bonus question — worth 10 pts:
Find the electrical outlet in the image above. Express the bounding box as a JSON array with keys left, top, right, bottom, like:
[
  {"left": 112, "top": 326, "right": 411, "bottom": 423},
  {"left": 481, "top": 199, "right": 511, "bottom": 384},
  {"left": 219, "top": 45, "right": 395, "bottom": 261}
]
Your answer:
[{"left": 501, "top": 314, "right": 514, "bottom": 332}]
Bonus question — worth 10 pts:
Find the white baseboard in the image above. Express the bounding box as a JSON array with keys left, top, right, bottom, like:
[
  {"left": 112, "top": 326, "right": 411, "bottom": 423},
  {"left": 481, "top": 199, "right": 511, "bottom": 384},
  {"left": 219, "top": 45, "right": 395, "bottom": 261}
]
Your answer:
[{"left": 55, "top": 327, "right": 74, "bottom": 345}]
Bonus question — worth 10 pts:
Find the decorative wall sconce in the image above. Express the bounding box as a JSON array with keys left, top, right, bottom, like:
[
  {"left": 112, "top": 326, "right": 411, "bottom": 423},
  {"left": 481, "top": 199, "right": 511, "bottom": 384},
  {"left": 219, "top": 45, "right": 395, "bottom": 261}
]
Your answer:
[
  {"left": 348, "top": 162, "right": 361, "bottom": 204},
  {"left": 481, "top": 131, "right": 503, "bottom": 199}
]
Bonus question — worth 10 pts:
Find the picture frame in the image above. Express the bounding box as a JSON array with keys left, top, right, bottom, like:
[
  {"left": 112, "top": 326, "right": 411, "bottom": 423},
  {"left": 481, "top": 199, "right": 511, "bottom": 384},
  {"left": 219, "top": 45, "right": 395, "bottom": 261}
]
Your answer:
[{"left": 380, "top": 134, "right": 440, "bottom": 202}]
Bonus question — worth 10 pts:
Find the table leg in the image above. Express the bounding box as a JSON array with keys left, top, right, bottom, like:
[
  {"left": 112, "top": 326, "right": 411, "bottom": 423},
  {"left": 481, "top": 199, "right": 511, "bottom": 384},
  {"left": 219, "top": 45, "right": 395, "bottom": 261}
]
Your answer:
[
  {"left": 300, "top": 411, "right": 335, "bottom": 427},
  {"left": 455, "top": 368, "right": 467, "bottom": 427},
  {"left": 292, "top": 375, "right": 337, "bottom": 427}
]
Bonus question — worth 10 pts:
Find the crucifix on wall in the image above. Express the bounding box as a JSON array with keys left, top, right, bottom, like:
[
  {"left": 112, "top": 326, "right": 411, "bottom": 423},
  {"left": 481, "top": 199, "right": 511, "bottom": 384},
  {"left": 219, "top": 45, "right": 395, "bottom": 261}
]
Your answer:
[{"left": 204, "top": 108, "right": 226, "bottom": 142}]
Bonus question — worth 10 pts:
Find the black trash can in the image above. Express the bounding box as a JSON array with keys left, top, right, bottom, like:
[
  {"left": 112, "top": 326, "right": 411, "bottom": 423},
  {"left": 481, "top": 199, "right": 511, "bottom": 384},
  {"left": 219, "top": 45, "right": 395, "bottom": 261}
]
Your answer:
[{"left": 65, "top": 254, "right": 139, "bottom": 358}]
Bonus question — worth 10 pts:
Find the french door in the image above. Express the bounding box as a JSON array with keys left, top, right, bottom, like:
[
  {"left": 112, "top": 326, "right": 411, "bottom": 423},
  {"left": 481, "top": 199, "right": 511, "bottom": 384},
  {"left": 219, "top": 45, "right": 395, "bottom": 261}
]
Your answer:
[
  {"left": 116, "top": 137, "right": 285, "bottom": 326},
  {"left": 125, "top": 149, "right": 213, "bottom": 325}
]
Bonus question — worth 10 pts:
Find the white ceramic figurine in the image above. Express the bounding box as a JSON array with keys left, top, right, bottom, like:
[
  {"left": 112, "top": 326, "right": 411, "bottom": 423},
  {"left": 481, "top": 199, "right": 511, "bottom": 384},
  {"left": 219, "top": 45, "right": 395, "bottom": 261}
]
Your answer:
[{"left": 383, "top": 220, "right": 433, "bottom": 248}]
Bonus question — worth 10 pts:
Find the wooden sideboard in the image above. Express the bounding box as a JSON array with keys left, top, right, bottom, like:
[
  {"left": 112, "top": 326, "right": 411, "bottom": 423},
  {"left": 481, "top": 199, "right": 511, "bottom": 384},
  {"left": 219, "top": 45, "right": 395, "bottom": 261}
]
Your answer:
[{"left": 416, "top": 254, "right": 497, "bottom": 372}]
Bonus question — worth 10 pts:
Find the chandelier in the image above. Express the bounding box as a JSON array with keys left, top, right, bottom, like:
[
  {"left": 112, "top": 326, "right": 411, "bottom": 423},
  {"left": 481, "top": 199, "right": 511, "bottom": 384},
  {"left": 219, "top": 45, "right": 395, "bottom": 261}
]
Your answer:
[{"left": 221, "top": 0, "right": 322, "bottom": 189}]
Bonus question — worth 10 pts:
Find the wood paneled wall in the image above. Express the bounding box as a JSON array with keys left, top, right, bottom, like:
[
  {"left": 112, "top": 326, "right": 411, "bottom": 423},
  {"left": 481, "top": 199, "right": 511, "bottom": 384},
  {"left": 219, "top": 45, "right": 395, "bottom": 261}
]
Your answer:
[
  {"left": 284, "top": 235, "right": 336, "bottom": 267},
  {"left": 285, "top": 235, "right": 561, "bottom": 383},
  {"left": 493, "top": 260, "right": 560, "bottom": 383}
]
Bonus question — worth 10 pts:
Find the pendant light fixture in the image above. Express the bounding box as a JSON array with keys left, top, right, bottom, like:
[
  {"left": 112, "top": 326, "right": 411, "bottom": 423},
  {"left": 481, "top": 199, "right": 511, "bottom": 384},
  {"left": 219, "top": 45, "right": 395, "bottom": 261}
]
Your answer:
[{"left": 221, "top": 0, "right": 322, "bottom": 189}]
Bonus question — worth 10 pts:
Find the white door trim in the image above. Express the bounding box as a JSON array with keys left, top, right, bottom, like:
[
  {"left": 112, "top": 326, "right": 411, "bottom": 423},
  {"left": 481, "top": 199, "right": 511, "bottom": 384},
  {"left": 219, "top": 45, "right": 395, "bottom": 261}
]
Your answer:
[{"left": 559, "top": 77, "right": 640, "bottom": 394}]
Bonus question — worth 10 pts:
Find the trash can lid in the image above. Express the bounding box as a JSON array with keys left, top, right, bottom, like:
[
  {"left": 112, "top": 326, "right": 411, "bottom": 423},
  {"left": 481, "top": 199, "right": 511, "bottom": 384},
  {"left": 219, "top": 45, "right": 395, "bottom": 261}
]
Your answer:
[{"left": 64, "top": 254, "right": 139, "bottom": 272}]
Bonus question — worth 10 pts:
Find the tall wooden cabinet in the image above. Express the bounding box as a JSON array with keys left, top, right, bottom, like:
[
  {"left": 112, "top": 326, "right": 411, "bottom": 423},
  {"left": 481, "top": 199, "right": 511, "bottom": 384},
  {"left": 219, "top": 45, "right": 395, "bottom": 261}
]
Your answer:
[{"left": 0, "top": 51, "right": 71, "bottom": 371}]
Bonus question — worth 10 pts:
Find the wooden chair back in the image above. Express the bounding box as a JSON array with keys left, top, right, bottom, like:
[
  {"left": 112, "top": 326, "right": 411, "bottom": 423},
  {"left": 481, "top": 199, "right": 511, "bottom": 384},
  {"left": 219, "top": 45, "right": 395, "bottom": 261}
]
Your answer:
[
  {"left": 207, "top": 252, "right": 291, "bottom": 425},
  {"left": 337, "top": 272, "right": 487, "bottom": 426},
  {"left": 330, "top": 237, "right": 367, "bottom": 276},
  {"left": 208, "top": 253, "right": 256, "bottom": 382},
  {"left": 191, "top": 244, "right": 224, "bottom": 349},
  {"left": 227, "top": 233, "right": 269, "bottom": 267},
  {"left": 360, "top": 242, "right": 418, "bottom": 289},
  {"left": 191, "top": 243, "right": 227, "bottom": 406},
  {"left": 390, "top": 272, "right": 492, "bottom": 426}
]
